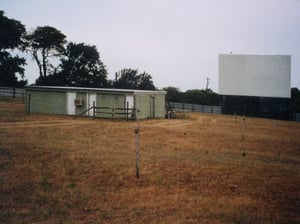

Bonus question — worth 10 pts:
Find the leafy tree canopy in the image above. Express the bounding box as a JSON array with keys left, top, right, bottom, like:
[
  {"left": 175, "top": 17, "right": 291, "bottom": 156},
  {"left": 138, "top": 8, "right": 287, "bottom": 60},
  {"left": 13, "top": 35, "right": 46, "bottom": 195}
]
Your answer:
[
  {"left": 184, "top": 89, "right": 207, "bottom": 104},
  {"left": 0, "top": 11, "right": 27, "bottom": 87},
  {"left": 27, "top": 26, "right": 67, "bottom": 78},
  {"left": 0, "top": 11, "right": 26, "bottom": 50},
  {"left": 184, "top": 89, "right": 221, "bottom": 105},
  {"left": 113, "top": 68, "right": 155, "bottom": 90},
  {"left": 163, "top": 86, "right": 183, "bottom": 102},
  {"left": 138, "top": 72, "right": 156, "bottom": 90},
  {"left": 36, "top": 42, "right": 108, "bottom": 88}
]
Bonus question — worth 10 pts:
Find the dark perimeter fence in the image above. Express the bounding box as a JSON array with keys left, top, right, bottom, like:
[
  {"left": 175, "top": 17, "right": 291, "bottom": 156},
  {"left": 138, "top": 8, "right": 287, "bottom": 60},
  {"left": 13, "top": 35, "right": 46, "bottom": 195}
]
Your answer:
[
  {"left": 293, "top": 113, "right": 300, "bottom": 122},
  {"left": 166, "top": 102, "right": 221, "bottom": 114},
  {"left": 0, "top": 87, "right": 25, "bottom": 100}
]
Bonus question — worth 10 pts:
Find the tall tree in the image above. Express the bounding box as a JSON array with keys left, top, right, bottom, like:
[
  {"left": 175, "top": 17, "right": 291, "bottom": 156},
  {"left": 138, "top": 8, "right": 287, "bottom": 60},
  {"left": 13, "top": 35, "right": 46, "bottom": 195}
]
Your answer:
[
  {"left": 27, "top": 26, "right": 66, "bottom": 79},
  {"left": 0, "top": 11, "right": 27, "bottom": 87},
  {"left": 113, "top": 68, "right": 156, "bottom": 90},
  {"left": 163, "top": 86, "right": 183, "bottom": 102},
  {"left": 38, "top": 42, "right": 108, "bottom": 87},
  {"left": 138, "top": 72, "right": 155, "bottom": 90},
  {"left": 0, "top": 52, "right": 26, "bottom": 87},
  {"left": 184, "top": 89, "right": 207, "bottom": 104},
  {"left": 114, "top": 69, "right": 139, "bottom": 89},
  {"left": 184, "top": 89, "right": 221, "bottom": 105}
]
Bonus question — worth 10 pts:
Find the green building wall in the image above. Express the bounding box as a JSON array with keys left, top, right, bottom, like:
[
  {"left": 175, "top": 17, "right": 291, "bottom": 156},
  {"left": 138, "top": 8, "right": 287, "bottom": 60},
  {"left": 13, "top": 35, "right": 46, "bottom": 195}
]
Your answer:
[
  {"left": 135, "top": 95, "right": 150, "bottom": 119},
  {"left": 154, "top": 94, "right": 166, "bottom": 118},
  {"left": 26, "top": 90, "right": 66, "bottom": 114},
  {"left": 135, "top": 94, "right": 165, "bottom": 119}
]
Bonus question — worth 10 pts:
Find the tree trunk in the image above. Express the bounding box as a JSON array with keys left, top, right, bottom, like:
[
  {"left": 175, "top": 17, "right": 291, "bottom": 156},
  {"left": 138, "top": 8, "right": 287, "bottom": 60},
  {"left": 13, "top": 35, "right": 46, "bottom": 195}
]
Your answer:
[
  {"left": 33, "top": 50, "right": 43, "bottom": 78},
  {"left": 42, "top": 49, "right": 47, "bottom": 78}
]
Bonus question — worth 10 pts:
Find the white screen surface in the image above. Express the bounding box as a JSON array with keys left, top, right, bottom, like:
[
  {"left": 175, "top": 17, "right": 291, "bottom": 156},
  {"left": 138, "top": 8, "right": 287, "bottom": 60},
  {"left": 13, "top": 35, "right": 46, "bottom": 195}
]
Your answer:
[{"left": 219, "top": 54, "right": 291, "bottom": 98}]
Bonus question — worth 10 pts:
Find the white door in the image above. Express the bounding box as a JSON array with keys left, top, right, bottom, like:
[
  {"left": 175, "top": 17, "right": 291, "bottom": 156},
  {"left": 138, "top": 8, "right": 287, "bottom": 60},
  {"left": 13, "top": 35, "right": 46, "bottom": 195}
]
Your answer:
[
  {"left": 125, "top": 95, "right": 134, "bottom": 117},
  {"left": 67, "top": 92, "right": 76, "bottom": 115},
  {"left": 88, "top": 93, "right": 97, "bottom": 116}
]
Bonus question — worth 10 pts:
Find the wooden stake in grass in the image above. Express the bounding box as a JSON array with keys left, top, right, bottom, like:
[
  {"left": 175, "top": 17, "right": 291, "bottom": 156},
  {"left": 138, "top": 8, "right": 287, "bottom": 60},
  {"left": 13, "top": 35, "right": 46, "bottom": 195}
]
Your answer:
[
  {"left": 135, "top": 109, "right": 140, "bottom": 179},
  {"left": 135, "top": 127, "right": 140, "bottom": 179},
  {"left": 241, "top": 116, "right": 246, "bottom": 140}
]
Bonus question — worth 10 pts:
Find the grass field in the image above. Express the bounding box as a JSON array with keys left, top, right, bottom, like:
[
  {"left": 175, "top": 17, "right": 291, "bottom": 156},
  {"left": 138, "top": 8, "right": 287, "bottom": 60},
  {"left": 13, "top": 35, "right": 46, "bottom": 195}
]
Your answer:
[{"left": 0, "top": 99, "right": 300, "bottom": 223}]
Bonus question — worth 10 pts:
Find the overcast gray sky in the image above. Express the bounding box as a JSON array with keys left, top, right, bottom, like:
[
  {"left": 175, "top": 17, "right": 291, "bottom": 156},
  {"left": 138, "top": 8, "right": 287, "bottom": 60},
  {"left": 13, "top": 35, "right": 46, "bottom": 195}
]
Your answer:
[{"left": 2, "top": 0, "right": 300, "bottom": 91}]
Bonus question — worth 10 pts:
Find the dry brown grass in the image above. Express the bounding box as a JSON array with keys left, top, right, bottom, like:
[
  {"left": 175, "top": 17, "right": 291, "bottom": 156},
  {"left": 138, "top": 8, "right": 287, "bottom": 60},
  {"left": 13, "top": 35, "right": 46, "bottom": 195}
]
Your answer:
[{"left": 0, "top": 99, "right": 300, "bottom": 223}]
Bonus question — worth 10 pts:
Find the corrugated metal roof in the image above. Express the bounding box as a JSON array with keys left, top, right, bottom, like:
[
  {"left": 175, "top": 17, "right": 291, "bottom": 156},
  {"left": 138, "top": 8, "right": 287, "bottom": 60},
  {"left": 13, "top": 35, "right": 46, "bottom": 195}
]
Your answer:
[{"left": 26, "top": 85, "right": 166, "bottom": 95}]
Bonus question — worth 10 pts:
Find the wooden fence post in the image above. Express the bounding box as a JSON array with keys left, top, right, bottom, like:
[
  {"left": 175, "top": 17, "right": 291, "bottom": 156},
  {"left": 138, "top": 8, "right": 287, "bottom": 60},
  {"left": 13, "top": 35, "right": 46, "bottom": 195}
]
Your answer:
[
  {"left": 93, "top": 101, "right": 95, "bottom": 118},
  {"left": 27, "top": 93, "right": 31, "bottom": 114},
  {"left": 241, "top": 116, "right": 246, "bottom": 140},
  {"left": 135, "top": 109, "right": 140, "bottom": 179},
  {"left": 126, "top": 102, "right": 129, "bottom": 118}
]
